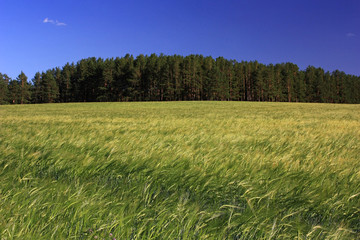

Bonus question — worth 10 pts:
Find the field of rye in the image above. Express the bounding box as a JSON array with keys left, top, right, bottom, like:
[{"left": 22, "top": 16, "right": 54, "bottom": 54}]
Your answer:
[{"left": 0, "top": 101, "right": 359, "bottom": 239}]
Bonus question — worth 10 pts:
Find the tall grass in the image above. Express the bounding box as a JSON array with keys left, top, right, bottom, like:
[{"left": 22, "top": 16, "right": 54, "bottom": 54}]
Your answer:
[{"left": 0, "top": 102, "right": 359, "bottom": 239}]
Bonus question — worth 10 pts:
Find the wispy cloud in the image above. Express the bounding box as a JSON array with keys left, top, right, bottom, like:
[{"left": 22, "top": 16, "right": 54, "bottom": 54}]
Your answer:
[
  {"left": 55, "top": 20, "right": 66, "bottom": 26},
  {"left": 346, "top": 33, "right": 355, "bottom": 38},
  {"left": 43, "top": 17, "right": 54, "bottom": 23},
  {"left": 43, "top": 17, "right": 66, "bottom": 26}
]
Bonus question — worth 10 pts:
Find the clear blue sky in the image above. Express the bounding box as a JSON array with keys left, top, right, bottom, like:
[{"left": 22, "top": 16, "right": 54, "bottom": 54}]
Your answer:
[{"left": 0, "top": 0, "right": 359, "bottom": 80}]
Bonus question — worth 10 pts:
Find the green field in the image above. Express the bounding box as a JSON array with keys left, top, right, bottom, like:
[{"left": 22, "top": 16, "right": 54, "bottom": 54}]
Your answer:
[{"left": 0, "top": 102, "right": 359, "bottom": 239}]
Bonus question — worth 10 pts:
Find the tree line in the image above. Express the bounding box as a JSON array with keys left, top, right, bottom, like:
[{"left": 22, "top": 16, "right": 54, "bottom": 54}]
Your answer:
[{"left": 1, "top": 54, "right": 360, "bottom": 104}]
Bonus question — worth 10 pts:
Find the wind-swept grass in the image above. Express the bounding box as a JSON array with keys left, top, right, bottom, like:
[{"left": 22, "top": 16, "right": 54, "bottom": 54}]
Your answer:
[{"left": 0, "top": 102, "right": 359, "bottom": 239}]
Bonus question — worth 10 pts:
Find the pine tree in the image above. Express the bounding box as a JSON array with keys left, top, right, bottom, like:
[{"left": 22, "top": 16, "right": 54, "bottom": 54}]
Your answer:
[
  {"left": 41, "top": 70, "right": 59, "bottom": 103},
  {"left": 123, "top": 54, "right": 138, "bottom": 101},
  {"left": 17, "top": 71, "right": 31, "bottom": 104},
  {"left": 2, "top": 54, "right": 359, "bottom": 104},
  {"left": 8, "top": 79, "right": 20, "bottom": 104},
  {"left": 60, "top": 63, "right": 73, "bottom": 102},
  {"left": 98, "top": 59, "right": 114, "bottom": 102},
  {"left": 0, "top": 73, "right": 10, "bottom": 104},
  {"left": 32, "top": 72, "right": 42, "bottom": 103}
]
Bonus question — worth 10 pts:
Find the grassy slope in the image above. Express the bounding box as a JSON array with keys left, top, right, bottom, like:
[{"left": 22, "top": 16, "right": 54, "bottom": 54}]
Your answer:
[{"left": 0, "top": 102, "right": 359, "bottom": 239}]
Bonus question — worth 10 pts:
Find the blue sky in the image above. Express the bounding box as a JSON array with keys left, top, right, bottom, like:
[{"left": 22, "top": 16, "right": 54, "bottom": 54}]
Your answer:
[{"left": 0, "top": 0, "right": 359, "bottom": 80}]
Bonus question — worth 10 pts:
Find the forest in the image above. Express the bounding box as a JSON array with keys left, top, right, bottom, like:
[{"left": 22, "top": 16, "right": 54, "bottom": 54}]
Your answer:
[{"left": 1, "top": 54, "right": 360, "bottom": 104}]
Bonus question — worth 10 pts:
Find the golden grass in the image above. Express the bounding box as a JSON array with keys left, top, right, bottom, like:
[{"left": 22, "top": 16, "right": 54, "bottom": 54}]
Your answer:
[{"left": 0, "top": 101, "right": 359, "bottom": 239}]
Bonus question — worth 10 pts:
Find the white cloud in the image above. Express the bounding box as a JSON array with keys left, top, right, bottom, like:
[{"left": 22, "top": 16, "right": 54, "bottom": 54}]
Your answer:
[
  {"left": 55, "top": 20, "right": 66, "bottom": 26},
  {"left": 43, "top": 17, "right": 54, "bottom": 23},
  {"left": 346, "top": 33, "right": 356, "bottom": 37},
  {"left": 43, "top": 17, "right": 66, "bottom": 26}
]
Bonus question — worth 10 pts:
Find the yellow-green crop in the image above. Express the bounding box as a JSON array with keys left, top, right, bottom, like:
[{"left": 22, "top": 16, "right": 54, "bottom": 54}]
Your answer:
[{"left": 0, "top": 102, "right": 359, "bottom": 239}]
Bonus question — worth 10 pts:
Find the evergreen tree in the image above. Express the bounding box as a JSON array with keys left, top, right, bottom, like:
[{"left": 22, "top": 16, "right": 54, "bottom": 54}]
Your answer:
[
  {"left": 98, "top": 58, "right": 114, "bottom": 102},
  {"left": 41, "top": 70, "right": 59, "bottom": 103},
  {"left": 32, "top": 72, "right": 42, "bottom": 103},
  {"left": 0, "top": 73, "right": 9, "bottom": 104},
  {"left": 17, "top": 71, "right": 31, "bottom": 104},
  {"left": 8, "top": 79, "right": 21, "bottom": 104},
  {"left": 134, "top": 54, "right": 147, "bottom": 101},
  {"left": 253, "top": 63, "right": 266, "bottom": 101},
  {"left": 123, "top": 54, "right": 138, "bottom": 101},
  {"left": 263, "top": 64, "right": 275, "bottom": 101},
  {"left": 215, "top": 57, "right": 230, "bottom": 100},
  {"left": 60, "top": 63, "right": 74, "bottom": 102},
  {"left": 1, "top": 54, "right": 359, "bottom": 104},
  {"left": 294, "top": 71, "right": 306, "bottom": 102},
  {"left": 233, "top": 62, "right": 246, "bottom": 101}
]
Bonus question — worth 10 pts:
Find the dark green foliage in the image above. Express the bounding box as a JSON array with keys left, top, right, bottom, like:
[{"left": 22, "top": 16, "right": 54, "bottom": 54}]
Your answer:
[
  {"left": 17, "top": 71, "right": 31, "bottom": 104},
  {"left": 7, "top": 79, "right": 21, "bottom": 104},
  {"left": 4, "top": 71, "right": 31, "bottom": 104},
  {"left": 1, "top": 54, "right": 360, "bottom": 104},
  {"left": 0, "top": 73, "right": 10, "bottom": 104},
  {"left": 39, "top": 70, "right": 59, "bottom": 103}
]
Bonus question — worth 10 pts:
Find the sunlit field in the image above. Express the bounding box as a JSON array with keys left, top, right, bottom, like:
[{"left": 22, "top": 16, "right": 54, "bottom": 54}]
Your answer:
[{"left": 0, "top": 102, "right": 359, "bottom": 239}]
